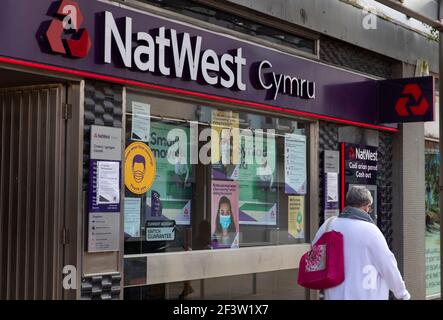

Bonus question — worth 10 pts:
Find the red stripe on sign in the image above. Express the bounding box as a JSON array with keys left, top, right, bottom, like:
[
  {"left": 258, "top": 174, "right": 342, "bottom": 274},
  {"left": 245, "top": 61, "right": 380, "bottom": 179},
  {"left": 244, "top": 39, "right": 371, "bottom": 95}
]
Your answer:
[{"left": 0, "top": 55, "right": 400, "bottom": 133}]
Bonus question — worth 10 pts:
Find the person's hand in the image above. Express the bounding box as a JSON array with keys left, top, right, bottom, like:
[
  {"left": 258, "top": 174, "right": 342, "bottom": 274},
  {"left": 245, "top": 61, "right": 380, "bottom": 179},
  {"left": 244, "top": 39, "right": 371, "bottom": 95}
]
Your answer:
[{"left": 399, "top": 291, "right": 411, "bottom": 300}]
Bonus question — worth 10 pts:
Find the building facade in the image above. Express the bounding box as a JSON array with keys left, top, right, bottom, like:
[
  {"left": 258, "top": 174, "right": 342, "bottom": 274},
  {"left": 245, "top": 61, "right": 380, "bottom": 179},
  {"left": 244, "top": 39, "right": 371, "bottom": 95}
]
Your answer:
[{"left": 0, "top": 0, "right": 436, "bottom": 300}]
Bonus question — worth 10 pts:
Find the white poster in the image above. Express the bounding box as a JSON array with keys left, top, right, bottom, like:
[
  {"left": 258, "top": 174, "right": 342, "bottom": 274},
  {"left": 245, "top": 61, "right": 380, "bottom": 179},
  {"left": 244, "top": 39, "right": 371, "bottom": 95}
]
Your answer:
[
  {"left": 124, "top": 197, "right": 141, "bottom": 237},
  {"left": 131, "top": 102, "right": 151, "bottom": 142},
  {"left": 326, "top": 172, "right": 339, "bottom": 202},
  {"left": 284, "top": 134, "right": 307, "bottom": 194},
  {"left": 88, "top": 212, "right": 120, "bottom": 252},
  {"left": 97, "top": 161, "right": 120, "bottom": 204},
  {"left": 90, "top": 126, "right": 122, "bottom": 161}
]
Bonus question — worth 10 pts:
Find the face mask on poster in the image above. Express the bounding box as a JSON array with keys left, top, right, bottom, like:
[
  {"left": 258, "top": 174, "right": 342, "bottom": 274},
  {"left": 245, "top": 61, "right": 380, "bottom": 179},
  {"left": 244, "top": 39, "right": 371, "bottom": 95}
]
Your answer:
[{"left": 219, "top": 215, "right": 231, "bottom": 230}]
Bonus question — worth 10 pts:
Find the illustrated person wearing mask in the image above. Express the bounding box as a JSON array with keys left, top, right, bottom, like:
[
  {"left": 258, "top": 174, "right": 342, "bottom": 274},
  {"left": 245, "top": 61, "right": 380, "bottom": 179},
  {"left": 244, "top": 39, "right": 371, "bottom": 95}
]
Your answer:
[
  {"left": 132, "top": 155, "right": 146, "bottom": 183},
  {"left": 313, "top": 186, "right": 410, "bottom": 300},
  {"left": 212, "top": 196, "right": 238, "bottom": 248}
]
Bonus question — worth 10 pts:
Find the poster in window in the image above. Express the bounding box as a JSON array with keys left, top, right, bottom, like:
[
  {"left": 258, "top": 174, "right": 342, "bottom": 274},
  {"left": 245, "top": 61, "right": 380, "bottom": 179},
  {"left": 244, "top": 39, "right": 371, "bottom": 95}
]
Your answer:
[
  {"left": 211, "top": 180, "right": 240, "bottom": 249},
  {"left": 124, "top": 197, "right": 141, "bottom": 238},
  {"left": 88, "top": 160, "right": 120, "bottom": 213},
  {"left": 145, "top": 122, "right": 193, "bottom": 226},
  {"left": 211, "top": 110, "right": 240, "bottom": 180},
  {"left": 325, "top": 172, "right": 340, "bottom": 220},
  {"left": 284, "top": 134, "right": 307, "bottom": 194},
  {"left": 326, "top": 172, "right": 339, "bottom": 202},
  {"left": 97, "top": 161, "right": 120, "bottom": 204},
  {"left": 131, "top": 102, "right": 151, "bottom": 142},
  {"left": 238, "top": 130, "right": 277, "bottom": 225},
  {"left": 288, "top": 196, "right": 304, "bottom": 239}
]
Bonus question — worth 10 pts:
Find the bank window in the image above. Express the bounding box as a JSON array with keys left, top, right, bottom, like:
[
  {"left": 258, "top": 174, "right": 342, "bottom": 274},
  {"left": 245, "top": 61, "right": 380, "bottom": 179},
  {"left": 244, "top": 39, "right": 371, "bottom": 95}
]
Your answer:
[
  {"left": 123, "top": 91, "right": 309, "bottom": 255},
  {"left": 131, "top": 0, "right": 316, "bottom": 54}
]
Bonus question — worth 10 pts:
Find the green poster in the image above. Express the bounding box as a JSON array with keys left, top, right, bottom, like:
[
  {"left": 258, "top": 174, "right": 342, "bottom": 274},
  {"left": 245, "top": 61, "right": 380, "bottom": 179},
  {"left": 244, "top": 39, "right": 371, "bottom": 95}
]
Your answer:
[
  {"left": 238, "top": 132, "right": 277, "bottom": 225},
  {"left": 147, "top": 121, "right": 193, "bottom": 225}
]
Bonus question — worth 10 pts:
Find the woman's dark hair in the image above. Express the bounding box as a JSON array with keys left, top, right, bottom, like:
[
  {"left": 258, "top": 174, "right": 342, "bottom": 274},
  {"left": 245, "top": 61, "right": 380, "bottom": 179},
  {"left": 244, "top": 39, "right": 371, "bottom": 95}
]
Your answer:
[{"left": 215, "top": 196, "right": 236, "bottom": 234}]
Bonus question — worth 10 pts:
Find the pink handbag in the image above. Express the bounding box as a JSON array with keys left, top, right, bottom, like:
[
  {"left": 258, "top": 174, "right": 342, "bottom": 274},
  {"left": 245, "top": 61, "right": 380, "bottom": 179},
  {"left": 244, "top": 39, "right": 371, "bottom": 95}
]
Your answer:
[{"left": 297, "top": 217, "right": 344, "bottom": 290}]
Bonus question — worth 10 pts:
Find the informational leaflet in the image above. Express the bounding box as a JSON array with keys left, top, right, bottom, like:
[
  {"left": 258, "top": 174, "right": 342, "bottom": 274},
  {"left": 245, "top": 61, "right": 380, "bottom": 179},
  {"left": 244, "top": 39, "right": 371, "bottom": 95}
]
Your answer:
[
  {"left": 124, "top": 197, "right": 141, "bottom": 237},
  {"left": 88, "top": 125, "right": 121, "bottom": 252},
  {"left": 90, "top": 125, "right": 122, "bottom": 161},
  {"left": 89, "top": 160, "right": 120, "bottom": 213},
  {"left": 326, "top": 172, "right": 339, "bottom": 202},
  {"left": 88, "top": 212, "right": 120, "bottom": 252},
  {"left": 131, "top": 102, "right": 151, "bottom": 142},
  {"left": 211, "top": 110, "right": 240, "bottom": 180},
  {"left": 324, "top": 150, "right": 340, "bottom": 173},
  {"left": 324, "top": 172, "right": 339, "bottom": 220},
  {"left": 284, "top": 134, "right": 307, "bottom": 194},
  {"left": 288, "top": 196, "right": 304, "bottom": 239},
  {"left": 97, "top": 161, "right": 120, "bottom": 204}
]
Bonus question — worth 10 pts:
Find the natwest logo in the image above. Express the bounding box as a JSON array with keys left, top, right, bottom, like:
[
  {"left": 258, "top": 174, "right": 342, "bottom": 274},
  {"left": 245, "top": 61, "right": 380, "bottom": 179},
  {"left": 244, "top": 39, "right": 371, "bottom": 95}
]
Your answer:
[
  {"left": 378, "top": 76, "right": 434, "bottom": 124},
  {"left": 355, "top": 148, "right": 378, "bottom": 162},
  {"left": 44, "top": 0, "right": 92, "bottom": 58},
  {"left": 348, "top": 146, "right": 356, "bottom": 161},
  {"left": 94, "top": 133, "right": 111, "bottom": 139},
  {"left": 395, "top": 83, "right": 429, "bottom": 117}
]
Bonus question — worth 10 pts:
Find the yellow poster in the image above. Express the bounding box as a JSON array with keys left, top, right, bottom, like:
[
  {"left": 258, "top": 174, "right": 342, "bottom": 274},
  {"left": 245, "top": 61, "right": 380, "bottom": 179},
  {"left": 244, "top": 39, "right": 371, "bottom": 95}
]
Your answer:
[
  {"left": 124, "top": 142, "right": 156, "bottom": 195},
  {"left": 288, "top": 196, "right": 304, "bottom": 239},
  {"left": 211, "top": 110, "right": 240, "bottom": 165}
]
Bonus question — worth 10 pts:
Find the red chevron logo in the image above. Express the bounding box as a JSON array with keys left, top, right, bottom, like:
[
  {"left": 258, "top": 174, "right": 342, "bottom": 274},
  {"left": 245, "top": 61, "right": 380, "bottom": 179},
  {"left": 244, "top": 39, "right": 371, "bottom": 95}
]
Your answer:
[
  {"left": 45, "top": 0, "right": 91, "bottom": 58},
  {"left": 395, "top": 83, "right": 429, "bottom": 117}
]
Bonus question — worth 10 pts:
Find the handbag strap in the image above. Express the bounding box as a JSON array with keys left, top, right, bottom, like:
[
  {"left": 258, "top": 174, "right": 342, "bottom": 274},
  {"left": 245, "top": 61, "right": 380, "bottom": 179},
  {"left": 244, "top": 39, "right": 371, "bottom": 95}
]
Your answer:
[
  {"left": 325, "top": 216, "right": 337, "bottom": 233},
  {"left": 310, "top": 216, "right": 337, "bottom": 249}
]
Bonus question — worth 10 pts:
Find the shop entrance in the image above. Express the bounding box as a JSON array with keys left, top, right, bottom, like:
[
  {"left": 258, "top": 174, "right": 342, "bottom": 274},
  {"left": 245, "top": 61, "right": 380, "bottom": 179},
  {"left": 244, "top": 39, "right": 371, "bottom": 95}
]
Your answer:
[{"left": 0, "top": 68, "right": 68, "bottom": 299}]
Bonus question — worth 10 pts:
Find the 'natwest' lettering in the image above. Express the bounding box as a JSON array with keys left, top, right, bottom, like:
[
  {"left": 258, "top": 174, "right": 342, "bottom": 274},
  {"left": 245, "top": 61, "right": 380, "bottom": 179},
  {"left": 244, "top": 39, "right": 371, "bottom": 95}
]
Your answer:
[
  {"left": 103, "top": 11, "right": 246, "bottom": 90},
  {"left": 355, "top": 148, "right": 378, "bottom": 161}
]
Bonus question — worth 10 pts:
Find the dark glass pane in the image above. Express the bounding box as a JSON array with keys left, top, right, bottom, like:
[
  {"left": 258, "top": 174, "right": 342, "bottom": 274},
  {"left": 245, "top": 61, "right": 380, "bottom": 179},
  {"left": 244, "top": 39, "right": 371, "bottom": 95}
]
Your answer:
[
  {"left": 136, "top": 0, "right": 315, "bottom": 53},
  {"left": 123, "top": 92, "right": 309, "bottom": 257}
]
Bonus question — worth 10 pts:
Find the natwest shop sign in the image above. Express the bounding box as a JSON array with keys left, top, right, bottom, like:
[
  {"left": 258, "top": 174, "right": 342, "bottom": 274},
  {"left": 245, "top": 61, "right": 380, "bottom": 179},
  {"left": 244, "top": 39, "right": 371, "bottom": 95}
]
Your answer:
[
  {"left": 101, "top": 11, "right": 316, "bottom": 101},
  {"left": 340, "top": 143, "right": 379, "bottom": 220},
  {"left": 343, "top": 144, "right": 378, "bottom": 185},
  {"left": 378, "top": 76, "right": 435, "bottom": 123},
  {"left": 0, "top": 0, "right": 433, "bottom": 128}
]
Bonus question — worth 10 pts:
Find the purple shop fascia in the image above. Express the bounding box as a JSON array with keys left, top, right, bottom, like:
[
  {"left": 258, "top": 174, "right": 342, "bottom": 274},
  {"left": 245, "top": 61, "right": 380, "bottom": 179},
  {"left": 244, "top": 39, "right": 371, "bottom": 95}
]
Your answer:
[
  {"left": 102, "top": 11, "right": 316, "bottom": 101},
  {"left": 0, "top": 0, "right": 434, "bottom": 126}
]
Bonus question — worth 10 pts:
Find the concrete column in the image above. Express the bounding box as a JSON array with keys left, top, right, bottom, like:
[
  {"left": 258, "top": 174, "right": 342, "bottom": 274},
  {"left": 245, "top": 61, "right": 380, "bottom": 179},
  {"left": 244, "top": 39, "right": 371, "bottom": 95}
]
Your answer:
[
  {"left": 391, "top": 62, "right": 426, "bottom": 300},
  {"left": 393, "top": 123, "right": 426, "bottom": 299}
]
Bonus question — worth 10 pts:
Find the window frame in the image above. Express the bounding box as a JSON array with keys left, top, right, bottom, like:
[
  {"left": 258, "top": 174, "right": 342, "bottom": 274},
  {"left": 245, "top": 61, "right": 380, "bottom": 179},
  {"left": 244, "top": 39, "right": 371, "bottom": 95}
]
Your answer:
[{"left": 121, "top": 86, "right": 320, "bottom": 291}]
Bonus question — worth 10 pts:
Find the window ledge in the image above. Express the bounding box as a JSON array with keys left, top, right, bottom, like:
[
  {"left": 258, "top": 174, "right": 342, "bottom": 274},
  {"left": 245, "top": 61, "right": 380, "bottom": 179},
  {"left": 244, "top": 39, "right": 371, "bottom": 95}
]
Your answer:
[{"left": 125, "top": 243, "right": 310, "bottom": 285}]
